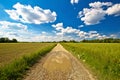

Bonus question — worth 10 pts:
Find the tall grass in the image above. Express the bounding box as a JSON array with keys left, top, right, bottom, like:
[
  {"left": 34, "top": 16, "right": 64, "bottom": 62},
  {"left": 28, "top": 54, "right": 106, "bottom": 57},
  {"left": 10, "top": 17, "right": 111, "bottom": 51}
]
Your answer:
[
  {"left": 62, "top": 43, "right": 120, "bottom": 80},
  {"left": 0, "top": 43, "right": 56, "bottom": 80}
]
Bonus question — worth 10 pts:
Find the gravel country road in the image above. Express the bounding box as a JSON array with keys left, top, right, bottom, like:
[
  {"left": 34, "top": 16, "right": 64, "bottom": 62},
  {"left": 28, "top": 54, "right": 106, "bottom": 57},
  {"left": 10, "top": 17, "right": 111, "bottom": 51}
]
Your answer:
[{"left": 24, "top": 43, "right": 95, "bottom": 80}]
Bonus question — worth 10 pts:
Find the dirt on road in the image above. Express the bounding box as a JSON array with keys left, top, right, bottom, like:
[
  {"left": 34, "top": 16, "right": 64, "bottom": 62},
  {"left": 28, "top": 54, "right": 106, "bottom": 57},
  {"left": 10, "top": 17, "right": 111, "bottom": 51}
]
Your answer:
[{"left": 24, "top": 43, "right": 95, "bottom": 80}]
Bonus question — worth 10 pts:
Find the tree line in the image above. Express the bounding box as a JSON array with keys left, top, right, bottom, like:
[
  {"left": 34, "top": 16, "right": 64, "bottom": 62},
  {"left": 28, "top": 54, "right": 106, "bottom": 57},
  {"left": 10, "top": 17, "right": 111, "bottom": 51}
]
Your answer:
[
  {"left": 81, "top": 38, "right": 120, "bottom": 43},
  {"left": 0, "top": 37, "right": 120, "bottom": 43},
  {"left": 58, "top": 38, "right": 120, "bottom": 43},
  {"left": 0, "top": 37, "right": 18, "bottom": 43}
]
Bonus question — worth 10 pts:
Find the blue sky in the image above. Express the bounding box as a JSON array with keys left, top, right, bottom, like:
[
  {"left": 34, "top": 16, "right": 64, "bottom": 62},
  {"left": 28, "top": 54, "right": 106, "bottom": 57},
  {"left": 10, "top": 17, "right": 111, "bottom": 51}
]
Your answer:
[{"left": 0, "top": 0, "right": 120, "bottom": 41}]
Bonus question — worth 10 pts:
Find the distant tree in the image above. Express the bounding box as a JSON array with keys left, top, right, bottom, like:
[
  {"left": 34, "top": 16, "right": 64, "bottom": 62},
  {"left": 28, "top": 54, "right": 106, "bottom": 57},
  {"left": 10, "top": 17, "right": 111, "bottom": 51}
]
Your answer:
[
  {"left": 0, "top": 37, "right": 18, "bottom": 43},
  {"left": 59, "top": 40, "right": 77, "bottom": 43},
  {"left": 11, "top": 39, "right": 17, "bottom": 42},
  {"left": 0, "top": 37, "right": 9, "bottom": 43},
  {"left": 59, "top": 40, "right": 67, "bottom": 43},
  {"left": 82, "top": 39, "right": 87, "bottom": 43},
  {"left": 81, "top": 38, "right": 120, "bottom": 43},
  {"left": 0, "top": 38, "right": 5, "bottom": 42},
  {"left": 69, "top": 40, "right": 77, "bottom": 43}
]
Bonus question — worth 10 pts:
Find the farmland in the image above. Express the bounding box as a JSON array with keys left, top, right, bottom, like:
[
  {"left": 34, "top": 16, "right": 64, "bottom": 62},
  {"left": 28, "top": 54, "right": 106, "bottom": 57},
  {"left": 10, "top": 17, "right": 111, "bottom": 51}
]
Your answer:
[
  {"left": 0, "top": 43, "right": 56, "bottom": 80},
  {"left": 62, "top": 43, "right": 120, "bottom": 80}
]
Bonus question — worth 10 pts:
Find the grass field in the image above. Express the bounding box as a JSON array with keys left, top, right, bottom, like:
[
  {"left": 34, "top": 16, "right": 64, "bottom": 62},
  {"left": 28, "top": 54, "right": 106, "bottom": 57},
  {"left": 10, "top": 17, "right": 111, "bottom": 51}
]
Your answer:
[
  {"left": 62, "top": 43, "right": 120, "bottom": 80},
  {"left": 0, "top": 43, "right": 56, "bottom": 80}
]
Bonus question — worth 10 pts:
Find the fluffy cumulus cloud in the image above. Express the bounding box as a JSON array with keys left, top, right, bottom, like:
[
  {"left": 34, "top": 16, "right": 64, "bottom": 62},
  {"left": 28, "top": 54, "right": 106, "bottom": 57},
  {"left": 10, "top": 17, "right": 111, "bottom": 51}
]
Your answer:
[
  {"left": 78, "top": 1, "right": 120, "bottom": 25},
  {"left": 106, "top": 4, "right": 120, "bottom": 16},
  {"left": 52, "top": 23, "right": 107, "bottom": 40},
  {"left": 52, "top": 23, "right": 80, "bottom": 36},
  {"left": 0, "top": 21, "right": 49, "bottom": 42},
  {"left": 79, "top": 8, "right": 106, "bottom": 25},
  {"left": 5, "top": 3, "right": 57, "bottom": 24},
  {"left": 52, "top": 23, "right": 63, "bottom": 31},
  {"left": 89, "top": 2, "right": 112, "bottom": 8},
  {"left": 70, "top": 0, "right": 79, "bottom": 5},
  {"left": 0, "top": 21, "right": 30, "bottom": 41},
  {"left": 0, "top": 21, "right": 114, "bottom": 42},
  {"left": 0, "top": 21, "right": 76, "bottom": 42},
  {"left": 0, "top": 21, "right": 27, "bottom": 30}
]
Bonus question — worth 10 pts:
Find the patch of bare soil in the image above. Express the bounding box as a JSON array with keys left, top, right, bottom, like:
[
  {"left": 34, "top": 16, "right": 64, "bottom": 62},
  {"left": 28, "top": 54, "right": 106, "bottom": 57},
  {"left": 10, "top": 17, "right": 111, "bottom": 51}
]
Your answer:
[{"left": 24, "top": 44, "right": 95, "bottom": 80}]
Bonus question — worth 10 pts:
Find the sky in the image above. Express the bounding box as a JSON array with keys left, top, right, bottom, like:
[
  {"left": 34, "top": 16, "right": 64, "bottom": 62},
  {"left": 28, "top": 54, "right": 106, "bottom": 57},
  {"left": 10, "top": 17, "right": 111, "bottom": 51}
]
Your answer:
[{"left": 0, "top": 0, "right": 120, "bottom": 42}]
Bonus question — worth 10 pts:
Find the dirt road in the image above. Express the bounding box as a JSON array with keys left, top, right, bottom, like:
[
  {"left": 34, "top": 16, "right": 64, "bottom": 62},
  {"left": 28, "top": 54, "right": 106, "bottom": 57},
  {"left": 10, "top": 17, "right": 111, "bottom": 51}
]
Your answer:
[{"left": 24, "top": 43, "right": 95, "bottom": 80}]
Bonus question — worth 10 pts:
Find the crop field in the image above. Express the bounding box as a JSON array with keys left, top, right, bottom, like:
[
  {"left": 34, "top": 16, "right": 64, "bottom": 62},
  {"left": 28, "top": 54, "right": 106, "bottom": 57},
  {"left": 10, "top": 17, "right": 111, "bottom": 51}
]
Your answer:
[
  {"left": 62, "top": 43, "right": 120, "bottom": 80},
  {"left": 0, "top": 43, "right": 56, "bottom": 66},
  {"left": 0, "top": 43, "right": 56, "bottom": 80}
]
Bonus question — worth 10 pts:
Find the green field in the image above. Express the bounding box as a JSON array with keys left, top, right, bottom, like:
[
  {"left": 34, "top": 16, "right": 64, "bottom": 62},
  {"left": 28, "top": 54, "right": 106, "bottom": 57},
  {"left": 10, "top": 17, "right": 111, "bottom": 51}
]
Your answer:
[
  {"left": 0, "top": 43, "right": 56, "bottom": 80},
  {"left": 62, "top": 43, "right": 120, "bottom": 80}
]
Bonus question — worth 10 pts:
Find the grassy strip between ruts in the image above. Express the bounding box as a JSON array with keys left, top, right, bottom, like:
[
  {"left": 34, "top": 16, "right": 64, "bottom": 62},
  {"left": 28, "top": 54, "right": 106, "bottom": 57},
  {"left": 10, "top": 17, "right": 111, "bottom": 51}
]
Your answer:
[
  {"left": 61, "top": 43, "right": 120, "bottom": 80},
  {"left": 0, "top": 43, "right": 56, "bottom": 80}
]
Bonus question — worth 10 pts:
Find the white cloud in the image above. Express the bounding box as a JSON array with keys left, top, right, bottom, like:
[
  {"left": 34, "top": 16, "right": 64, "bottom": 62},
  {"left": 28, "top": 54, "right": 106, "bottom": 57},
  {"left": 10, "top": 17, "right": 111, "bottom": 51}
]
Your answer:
[
  {"left": 78, "top": 31, "right": 87, "bottom": 38},
  {"left": 89, "top": 33, "right": 100, "bottom": 38},
  {"left": 78, "top": 25, "right": 84, "bottom": 28},
  {"left": 26, "top": 30, "right": 113, "bottom": 42},
  {"left": 0, "top": 21, "right": 30, "bottom": 41},
  {"left": 70, "top": 0, "right": 79, "bottom": 5},
  {"left": 32, "top": 34, "right": 75, "bottom": 42},
  {"left": 0, "top": 21, "right": 76, "bottom": 42},
  {"left": 52, "top": 23, "right": 80, "bottom": 36},
  {"left": 106, "top": 4, "right": 120, "bottom": 16},
  {"left": 52, "top": 23, "right": 63, "bottom": 30},
  {"left": 0, "top": 21, "right": 27, "bottom": 30},
  {"left": 0, "top": 21, "right": 75, "bottom": 42},
  {"left": 89, "top": 2, "right": 112, "bottom": 8},
  {"left": 52, "top": 23, "right": 108, "bottom": 40},
  {"left": 0, "top": 21, "right": 111, "bottom": 42},
  {"left": 79, "top": 8, "right": 106, "bottom": 25},
  {"left": 5, "top": 3, "right": 57, "bottom": 24},
  {"left": 41, "top": 31, "right": 47, "bottom": 34},
  {"left": 110, "top": 34, "right": 117, "bottom": 38},
  {"left": 89, "top": 31, "right": 98, "bottom": 34},
  {"left": 62, "top": 27, "right": 80, "bottom": 34},
  {"left": 78, "top": 2, "right": 120, "bottom": 25}
]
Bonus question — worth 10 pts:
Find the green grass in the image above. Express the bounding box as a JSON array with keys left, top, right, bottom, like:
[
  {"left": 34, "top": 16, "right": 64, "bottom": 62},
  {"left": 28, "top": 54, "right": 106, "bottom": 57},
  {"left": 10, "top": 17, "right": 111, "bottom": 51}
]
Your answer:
[
  {"left": 0, "top": 43, "right": 56, "bottom": 80},
  {"left": 62, "top": 43, "right": 120, "bottom": 80}
]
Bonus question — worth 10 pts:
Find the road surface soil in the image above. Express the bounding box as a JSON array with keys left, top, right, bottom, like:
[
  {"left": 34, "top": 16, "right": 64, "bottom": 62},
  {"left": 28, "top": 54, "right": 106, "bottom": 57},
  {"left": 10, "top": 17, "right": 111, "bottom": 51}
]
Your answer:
[{"left": 24, "top": 43, "right": 95, "bottom": 80}]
